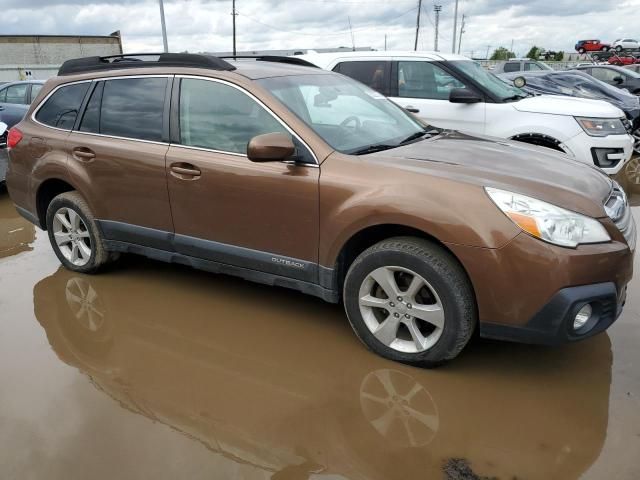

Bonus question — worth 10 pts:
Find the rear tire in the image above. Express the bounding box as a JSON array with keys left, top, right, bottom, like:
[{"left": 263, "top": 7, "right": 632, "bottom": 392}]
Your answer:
[
  {"left": 46, "top": 191, "right": 114, "bottom": 274},
  {"left": 343, "top": 237, "right": 476, "bottom": 368}
]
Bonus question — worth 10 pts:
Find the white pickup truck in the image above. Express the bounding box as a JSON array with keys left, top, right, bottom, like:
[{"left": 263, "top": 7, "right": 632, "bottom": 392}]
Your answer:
[{"left": 299, "top": 51, "right": 634, "bottom": 175}]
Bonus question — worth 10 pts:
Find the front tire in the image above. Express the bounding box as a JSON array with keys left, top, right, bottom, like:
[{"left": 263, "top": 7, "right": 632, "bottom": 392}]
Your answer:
[
  {"left": 615, "top": 45, "right": 623, "bottom": 52},
  {"left": 46, "top": 191, "right": 113, "bottom": 273},
  {"left": 343, "top": 237, "right": 476, "bottom": 368}
]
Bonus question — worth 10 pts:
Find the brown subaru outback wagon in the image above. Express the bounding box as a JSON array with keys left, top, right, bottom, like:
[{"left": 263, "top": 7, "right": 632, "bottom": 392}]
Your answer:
[{"left": 5, "top": 53, "right": 636, "bottom": 366}]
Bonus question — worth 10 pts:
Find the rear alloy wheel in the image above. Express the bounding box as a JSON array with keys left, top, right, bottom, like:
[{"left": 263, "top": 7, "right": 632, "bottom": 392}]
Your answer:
[
  {"left": 46, "top": 191, "right": 114, "bottom": 273},
  {"left": 53, "top": 207, "right": 92, "bottom": 267},
  {"left": 343, "top": 237, "right": 476, "bottom": 367}
]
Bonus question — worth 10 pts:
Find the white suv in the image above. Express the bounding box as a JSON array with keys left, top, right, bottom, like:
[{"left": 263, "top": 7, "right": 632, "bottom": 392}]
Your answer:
[
  {"left": 298, "top": 51, "right": 634, "bottom": 175},
  {"left": 613, "top": 39, "right": 639, "bottom": 51}
]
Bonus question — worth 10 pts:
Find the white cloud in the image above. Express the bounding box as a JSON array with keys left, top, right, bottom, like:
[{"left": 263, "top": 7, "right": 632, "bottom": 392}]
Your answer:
[{"left": 0, "top": 0, "right": 638, "bottom": 58}]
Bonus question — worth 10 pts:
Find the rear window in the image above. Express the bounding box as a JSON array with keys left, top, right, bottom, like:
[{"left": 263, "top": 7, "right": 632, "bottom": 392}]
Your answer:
[{"left": 35, "top": 82, "right": 90, "bottom": 130}]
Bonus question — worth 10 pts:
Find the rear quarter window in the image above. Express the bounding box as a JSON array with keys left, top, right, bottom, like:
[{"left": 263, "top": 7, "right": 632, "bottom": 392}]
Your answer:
[{"left": 35, "top": 82, "right": 90, "bottom": 130}]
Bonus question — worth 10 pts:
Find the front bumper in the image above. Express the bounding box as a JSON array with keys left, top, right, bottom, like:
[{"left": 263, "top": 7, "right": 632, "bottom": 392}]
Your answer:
[
  {"left": 480, "top": 282, "right": 626, "bottom": 345},
  {"left": 563, "top": 131, "right": 634, "bottom": 175}
]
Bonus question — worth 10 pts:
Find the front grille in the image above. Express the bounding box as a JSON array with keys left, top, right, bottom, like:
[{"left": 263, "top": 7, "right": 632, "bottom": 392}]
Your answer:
[{"left": 605, "top": 184, "right": 636, "bottom": 250}]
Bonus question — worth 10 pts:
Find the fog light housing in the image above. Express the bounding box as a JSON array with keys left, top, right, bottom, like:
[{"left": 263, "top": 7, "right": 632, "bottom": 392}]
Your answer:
[{"left": 574, "top": 304, "right": 593, "bottom": 330}]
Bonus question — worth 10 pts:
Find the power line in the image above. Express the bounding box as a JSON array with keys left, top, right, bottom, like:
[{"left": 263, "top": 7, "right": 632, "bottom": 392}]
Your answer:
[{"left": 239, "top": 6, "right": 418, "bottom": 37}]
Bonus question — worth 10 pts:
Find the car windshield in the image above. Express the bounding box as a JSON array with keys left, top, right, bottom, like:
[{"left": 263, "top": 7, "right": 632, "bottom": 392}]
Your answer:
[
  {"left": 257, "top": 73, "right": 426, "bottom": 154},
  {"left": 451, "top": 60, "right": 527, "bottom": 101}
]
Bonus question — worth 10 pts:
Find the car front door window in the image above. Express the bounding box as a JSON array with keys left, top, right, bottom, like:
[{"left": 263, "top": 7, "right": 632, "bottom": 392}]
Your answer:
[
  {"left": 179, "top": 78, "right": 288, "bottom": 154},
  {"left": 397, "top": 61, "right": 465, "bottom": 100}
]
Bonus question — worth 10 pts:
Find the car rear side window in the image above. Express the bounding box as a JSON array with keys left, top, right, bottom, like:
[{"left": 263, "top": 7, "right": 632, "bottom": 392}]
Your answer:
[
  {"left": 5, "top": 84, "right": 28, "bottom": 104},
  {"left": 332, "top": 61, "right": 391, "bottom": 96},
  {"left": 179, "top": 78, "right": 287, "bottom": 154},
  {"left": 35, "top": 82, "right": 90, "bottom": 130},
  {"left": 503, "top": 62, "right": 520, "bottom": 72},
  {"left": 98, "top": 77, "right": 166, "bottom": 142},
  {"left": 79, "top": 81, "right": 104, "bottom": 134}
]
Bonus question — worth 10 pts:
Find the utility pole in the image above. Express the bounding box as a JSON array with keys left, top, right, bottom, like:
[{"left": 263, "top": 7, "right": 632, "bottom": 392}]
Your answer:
[
  {"left": 414, "top": 0, "right": 422, "bottom": 51},
  {"left": 231, "top": 0, "right": 238, "bottom": 57},
  {"left": 384, "top": 34, "right": 387, "bottom": 51},
  {"left": 510, "top": 38, "right": 514, "bottom": 57},
  {"left": 485, "top": 45, "right": 491, "bottom": 60},
  {"left": 158, "top": 0, "right": 168, "bottom": 53},
  {"left": 348, "top": 16, "right": 355, "bottom": 51},
  {"left": 451, "top": 0, "right": 459, "bottom": 53},
  {"left": 434, "top": 5, "right": 441, "bottom": 51},
  {"left": 457, "top": 13, "right": 465, "bottom": 54}
]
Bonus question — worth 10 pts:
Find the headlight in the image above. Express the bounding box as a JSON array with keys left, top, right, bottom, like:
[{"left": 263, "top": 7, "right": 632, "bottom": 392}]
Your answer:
[
  {"left": 575, "top": 117, "right": 626, "bottom": 137},
  {"left": 485, "top": 187, "right": 610, "bottom": 247}
]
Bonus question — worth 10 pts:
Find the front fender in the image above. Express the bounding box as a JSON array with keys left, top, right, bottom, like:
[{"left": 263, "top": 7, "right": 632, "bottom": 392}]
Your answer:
[{"left": 318, "top": 154, "right": 520, "bottom": 267}]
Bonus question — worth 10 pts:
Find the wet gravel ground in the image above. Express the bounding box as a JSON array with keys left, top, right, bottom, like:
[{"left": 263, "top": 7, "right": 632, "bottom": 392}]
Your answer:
[{"left": 0, "top": 188, "right": 639, "bottom": 480}]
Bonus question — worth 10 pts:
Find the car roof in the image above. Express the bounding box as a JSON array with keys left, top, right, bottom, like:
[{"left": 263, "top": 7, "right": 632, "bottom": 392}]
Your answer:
[
  {"left": 0, "top": 80, "right": 45, "bottom": 87},
  {"left": 227, "top": 59, "right": 330, "bottom": 79},
  {"left": 296, "top": 50, "right": 470, "bottom": 68}
]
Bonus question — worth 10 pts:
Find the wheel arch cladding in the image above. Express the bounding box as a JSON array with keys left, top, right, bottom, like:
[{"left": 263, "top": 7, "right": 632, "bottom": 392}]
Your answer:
[{"left": 36, "top": 178, "right": 76, "bottom": 229}]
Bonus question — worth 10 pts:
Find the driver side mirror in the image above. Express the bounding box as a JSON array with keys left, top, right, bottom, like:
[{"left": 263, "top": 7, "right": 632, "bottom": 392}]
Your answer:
[
  {"left": 449, "top": 88, "right": 482, "bottom": 104},
  {"left": 613, "top": 76, "right": 624, "bottom": 84},
  {"left": 247, "top": 132, "right": 295, "bottom": 163}
]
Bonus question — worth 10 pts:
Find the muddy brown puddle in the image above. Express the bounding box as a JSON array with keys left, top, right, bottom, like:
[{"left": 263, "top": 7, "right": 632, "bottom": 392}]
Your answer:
[{"left": 0, "top": 192, "right": 639, "bottom": 480}]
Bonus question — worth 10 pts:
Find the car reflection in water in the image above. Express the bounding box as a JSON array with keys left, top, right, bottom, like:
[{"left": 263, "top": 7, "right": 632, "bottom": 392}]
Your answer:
[
  {"left": 33, "top": 261, "right": 611, "bottom": 480},
  {"left": 0, "top": 192, "right": 36, "bottom": 259}
]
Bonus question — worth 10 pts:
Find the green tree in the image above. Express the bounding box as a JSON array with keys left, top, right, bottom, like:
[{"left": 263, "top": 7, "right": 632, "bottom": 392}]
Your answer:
[
  {"left": 526, "top": 46, "right": 541, "bottom": 60},
  {"left": 553, "top": 51, "right": 565, "bottom": 61},
  {"left": 490, "top": 47, "right": 515, "bottom": 60}
]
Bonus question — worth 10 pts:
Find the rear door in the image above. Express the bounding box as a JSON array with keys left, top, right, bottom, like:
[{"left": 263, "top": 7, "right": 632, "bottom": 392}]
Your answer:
[
  {"left": 388, "top": 59, "right": 486, "bottom": 133},
  {"left": 67, "top": 76, "right": 174, "bottom": 244},
  {"left": 165, "top": 76, "right": 320, "bottom": 280}
]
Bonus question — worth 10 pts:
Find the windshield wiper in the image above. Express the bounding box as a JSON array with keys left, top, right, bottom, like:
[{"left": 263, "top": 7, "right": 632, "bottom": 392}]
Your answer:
[
  {"left": 399, "top": 131, "right": 429, "bottom": 145},
  {"left": 351, "top": 144, "right": 396, "bottom": 155}
]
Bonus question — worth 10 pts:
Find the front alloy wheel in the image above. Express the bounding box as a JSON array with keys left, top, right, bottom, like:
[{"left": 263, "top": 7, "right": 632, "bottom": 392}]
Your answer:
[
  {"left": 343, "top": 237, "right": 476, "bottom": 367},
  {"left": 358, "top": 266, "right": 444, "bottom": 353}
]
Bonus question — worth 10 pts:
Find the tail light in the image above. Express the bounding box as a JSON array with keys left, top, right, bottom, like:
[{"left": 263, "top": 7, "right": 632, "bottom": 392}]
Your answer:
[{"left": 7, "top": 127, "right": 23, "bottom": 149}]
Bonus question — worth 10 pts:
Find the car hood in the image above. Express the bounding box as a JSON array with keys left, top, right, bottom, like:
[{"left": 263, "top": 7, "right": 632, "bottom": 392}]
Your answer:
[
  {"left": 370, "top": 131, "right": 613, "bottom": 218},
  {"left": 511, "top": 94, "right": 625, "bottom": 117}
]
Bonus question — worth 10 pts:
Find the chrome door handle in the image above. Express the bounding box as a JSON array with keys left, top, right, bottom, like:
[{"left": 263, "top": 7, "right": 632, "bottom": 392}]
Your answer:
[
  {"left": 72, "top": 147, "right": 96, "bottom": 161},
  {"left": 170, "top": 162, "right": 201, "bottom": 179},
  {"left": 404, "top": 106, "right": 420, "bottom": 113}
]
